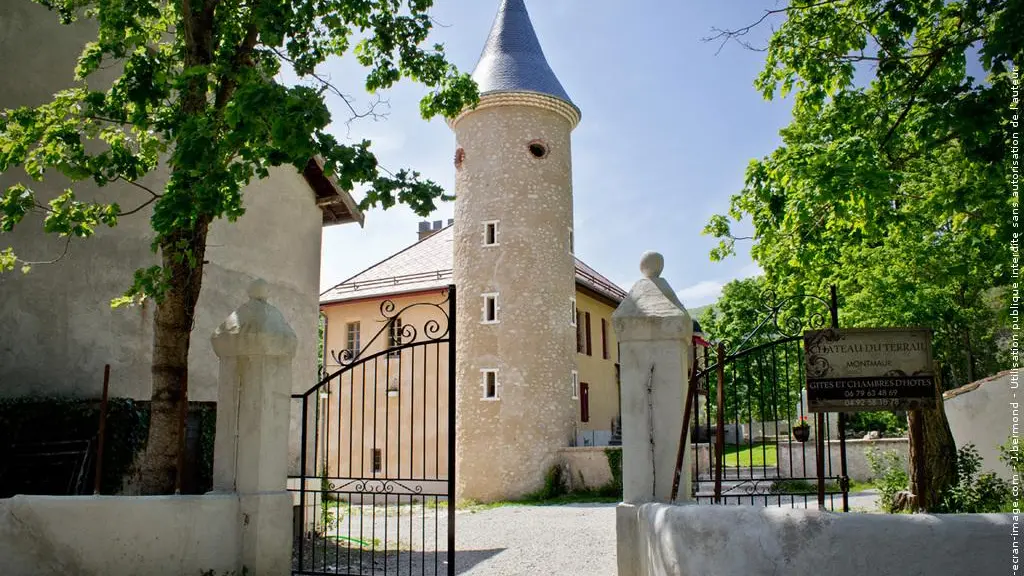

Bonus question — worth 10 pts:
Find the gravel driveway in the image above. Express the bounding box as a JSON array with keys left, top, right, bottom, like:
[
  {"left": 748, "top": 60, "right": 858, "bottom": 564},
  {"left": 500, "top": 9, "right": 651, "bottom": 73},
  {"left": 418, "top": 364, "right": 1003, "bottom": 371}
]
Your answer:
[{"left": 453, "top": 503, "right": 616, "bottom": 576}]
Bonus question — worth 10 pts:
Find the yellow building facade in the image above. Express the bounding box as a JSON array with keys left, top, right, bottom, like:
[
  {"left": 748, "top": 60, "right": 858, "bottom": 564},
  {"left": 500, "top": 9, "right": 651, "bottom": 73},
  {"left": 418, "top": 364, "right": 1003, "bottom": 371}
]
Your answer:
[{"left": 318, "top": 225, "right": 626, "bottom": 498}]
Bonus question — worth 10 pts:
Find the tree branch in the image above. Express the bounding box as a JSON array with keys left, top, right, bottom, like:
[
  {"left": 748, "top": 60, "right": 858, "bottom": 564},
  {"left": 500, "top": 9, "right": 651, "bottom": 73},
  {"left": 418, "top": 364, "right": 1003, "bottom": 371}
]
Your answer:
[
  {"left": 270, "top": 47, "right": 391, "bottom": 128},
  {"left": 117, "top": 194, "right": 159, "bottom": 216},
  {"left": 17, "top": 236, "right": 72, "bottom": 267}
]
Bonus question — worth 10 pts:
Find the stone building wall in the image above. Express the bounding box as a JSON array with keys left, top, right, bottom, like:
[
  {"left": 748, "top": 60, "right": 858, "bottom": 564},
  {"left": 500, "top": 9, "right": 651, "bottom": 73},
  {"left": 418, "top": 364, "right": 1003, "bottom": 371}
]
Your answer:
[{"left": 452, "top": 95, "right": 578, "bottom": 501}]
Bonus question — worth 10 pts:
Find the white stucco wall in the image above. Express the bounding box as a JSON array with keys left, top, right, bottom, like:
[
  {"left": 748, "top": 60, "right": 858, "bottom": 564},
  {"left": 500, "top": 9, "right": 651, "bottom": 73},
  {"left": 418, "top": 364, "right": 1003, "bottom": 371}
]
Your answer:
[
  {"left": 618, "top": 502, "right": 1010, "bottom": 576},
  {"left": 777, "top": 438, "right": 911, "bottom": 483},
  {"left": 0, "top": 494, "right": 240, "bottom": 576},
  {"left": 0, "top": 2, "right": 321, "bottom": 403},
  {"left": 945, "top": 371, "right": 1017, "bottom": 481},
  {"left": 560, "top": 446, "right": 617, "bottom": 491}
]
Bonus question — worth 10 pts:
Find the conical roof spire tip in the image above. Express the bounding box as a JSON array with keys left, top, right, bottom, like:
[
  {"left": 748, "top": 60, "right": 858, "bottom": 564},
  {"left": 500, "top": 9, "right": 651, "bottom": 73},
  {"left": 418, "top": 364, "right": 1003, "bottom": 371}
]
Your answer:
[{"left": 471, "top": 0, "right": 578, "bottom": 111}]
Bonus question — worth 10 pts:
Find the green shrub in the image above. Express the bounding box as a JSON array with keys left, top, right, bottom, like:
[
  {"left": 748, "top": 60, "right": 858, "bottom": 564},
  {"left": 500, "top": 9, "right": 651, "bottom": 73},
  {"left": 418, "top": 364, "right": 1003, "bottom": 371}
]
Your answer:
[
  {"left": 935, "top": 444, "right": 1011, "bottom": 513},
  {"left": 999, "top": 436, "right": 1024, "bottom": 476},
  {"left": 866, "top": 447, "right": 909, "bottom": 513},
  {"left": 848, "top": 411, "right": 907, "bottom": 436},
  {"left": 604, "top": 448, "right": 623, "bottom": 497}
]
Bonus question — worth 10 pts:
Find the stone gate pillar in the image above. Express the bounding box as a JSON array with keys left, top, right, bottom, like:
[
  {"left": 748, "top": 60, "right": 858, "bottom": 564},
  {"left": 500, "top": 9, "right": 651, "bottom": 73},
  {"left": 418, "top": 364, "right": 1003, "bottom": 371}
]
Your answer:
[
  {"left": 212, "top": 279, "right": 297, "bottom": 576},
  {"left": 612, "top": 252, "right": 693, "bottom": 576}
]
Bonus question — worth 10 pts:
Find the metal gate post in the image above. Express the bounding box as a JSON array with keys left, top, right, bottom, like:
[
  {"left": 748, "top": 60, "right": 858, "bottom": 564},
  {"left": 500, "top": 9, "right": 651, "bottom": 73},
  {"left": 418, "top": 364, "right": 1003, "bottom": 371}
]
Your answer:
[
  {"left": 714, "top": 343, "right": 725, "bottom": 504},
  {"left": 447, "top": 284, "right": 456, "bottom": 576},
  {"left": 830, "top": 286, "right": 850, "bottom": 512}
]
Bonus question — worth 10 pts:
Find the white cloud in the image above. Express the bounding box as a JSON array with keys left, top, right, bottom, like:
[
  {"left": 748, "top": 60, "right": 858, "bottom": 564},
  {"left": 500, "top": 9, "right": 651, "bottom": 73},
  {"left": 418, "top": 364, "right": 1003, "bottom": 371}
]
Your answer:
[
  {"left": 677, "top": 281, "right": 726, "bottom": 307},
  {"left": 676, "top": 262, "right": 764, "bottom": 308}
]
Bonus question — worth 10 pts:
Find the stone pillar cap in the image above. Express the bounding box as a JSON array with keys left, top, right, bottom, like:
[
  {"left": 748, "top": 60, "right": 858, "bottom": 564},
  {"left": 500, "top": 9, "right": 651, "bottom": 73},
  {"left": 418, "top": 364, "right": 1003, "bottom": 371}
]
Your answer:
[
  {"left": 212, "top": 279, "right": 298, "bottom": 358},
  {"left": 613, "top": 252, "right": 693, "bottom": 342}
]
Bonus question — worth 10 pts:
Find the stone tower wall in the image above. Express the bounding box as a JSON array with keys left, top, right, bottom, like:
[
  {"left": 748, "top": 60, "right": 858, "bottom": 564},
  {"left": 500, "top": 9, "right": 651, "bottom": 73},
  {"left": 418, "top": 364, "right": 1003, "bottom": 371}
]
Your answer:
[{"left": 452, "top": 96, "right": 577, "bottom": 502}]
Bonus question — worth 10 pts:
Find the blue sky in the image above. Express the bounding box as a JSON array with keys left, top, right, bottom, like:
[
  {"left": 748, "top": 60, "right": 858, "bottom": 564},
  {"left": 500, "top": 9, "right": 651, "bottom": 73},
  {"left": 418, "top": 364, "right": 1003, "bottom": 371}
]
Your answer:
[{"left": 317, "top": 0, "right": 795, "bottom": 308}]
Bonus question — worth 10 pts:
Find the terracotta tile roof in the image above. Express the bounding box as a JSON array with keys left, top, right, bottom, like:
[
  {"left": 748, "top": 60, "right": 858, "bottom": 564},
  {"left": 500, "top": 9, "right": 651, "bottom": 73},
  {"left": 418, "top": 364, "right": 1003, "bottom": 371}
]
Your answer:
[{"left": 320, "top": 225, "right": 626, "bottom": 305}]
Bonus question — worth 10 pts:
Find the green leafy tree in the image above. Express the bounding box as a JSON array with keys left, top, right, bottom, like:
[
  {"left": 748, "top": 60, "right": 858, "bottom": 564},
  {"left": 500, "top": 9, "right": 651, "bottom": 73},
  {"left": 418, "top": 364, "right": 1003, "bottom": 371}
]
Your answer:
[
  {"left": 704, "top": 0, "right": 1020, "bottom": 509},
  {"left": 0, "top": 0, "right": 477, "bottom": 493},
  {"left": 704, "top": 0, "right": 1018, "bottom": 387},
  {"left": 697, "top": 277, "right": 810, "bottom": 426}
]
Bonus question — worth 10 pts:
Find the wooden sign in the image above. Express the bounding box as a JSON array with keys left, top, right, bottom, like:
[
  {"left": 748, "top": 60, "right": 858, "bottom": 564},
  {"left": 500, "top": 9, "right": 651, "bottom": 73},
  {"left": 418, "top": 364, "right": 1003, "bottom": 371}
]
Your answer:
[{"left": 803, "top": 328, "right": 935, "bottom": 413}]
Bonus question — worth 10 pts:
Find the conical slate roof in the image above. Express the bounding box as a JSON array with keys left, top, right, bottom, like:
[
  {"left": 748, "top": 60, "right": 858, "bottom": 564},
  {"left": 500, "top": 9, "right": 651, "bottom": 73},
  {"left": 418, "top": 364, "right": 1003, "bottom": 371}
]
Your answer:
[{"left": 472, "top": 0, "right": 576, "bottom": 108}]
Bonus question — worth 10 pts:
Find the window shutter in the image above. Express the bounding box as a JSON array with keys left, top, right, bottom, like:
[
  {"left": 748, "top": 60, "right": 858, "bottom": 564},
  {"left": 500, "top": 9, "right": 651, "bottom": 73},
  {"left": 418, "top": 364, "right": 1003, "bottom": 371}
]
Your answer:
[{"left": 585, "top": 312, "right": 592, "bottom": 356}]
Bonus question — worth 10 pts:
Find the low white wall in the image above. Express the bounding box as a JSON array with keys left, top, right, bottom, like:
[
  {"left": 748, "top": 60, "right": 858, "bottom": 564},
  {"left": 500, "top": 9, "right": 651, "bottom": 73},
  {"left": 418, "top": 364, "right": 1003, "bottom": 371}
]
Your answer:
[
  {"left": 778, "top": 438, "right": 910, "bottom": 483},
  {"left": 560, "top": 446, "right": 618, "bottom": 491},
  {"left": 0, "top": 494, "right": 240, "bottom": 576},
  {"left": 618, "top": 502, "right": 1010, "bottom": 576},
  {"left": 945, "top": 371, "right": 1016, "bottom": 481}
]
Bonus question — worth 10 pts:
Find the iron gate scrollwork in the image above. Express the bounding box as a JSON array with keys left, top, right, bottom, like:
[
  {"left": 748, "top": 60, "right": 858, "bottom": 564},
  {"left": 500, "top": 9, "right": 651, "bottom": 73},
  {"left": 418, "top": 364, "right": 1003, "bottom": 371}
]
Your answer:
[
  {"left": 292, "top": 286, "right": 456, "bottom": 576},
  {"left": 682, "top": 286, "right": 851, "bottom": 511}
]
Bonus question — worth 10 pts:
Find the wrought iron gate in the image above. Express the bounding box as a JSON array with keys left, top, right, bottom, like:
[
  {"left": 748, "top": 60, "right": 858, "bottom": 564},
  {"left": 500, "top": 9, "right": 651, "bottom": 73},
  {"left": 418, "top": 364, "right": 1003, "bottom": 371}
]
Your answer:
[
  {"left": 292, "top": 287, "right": 456, "bottom": 576},
  {"left": 681, "top": 287, "right": 850, "bottom": 511}
]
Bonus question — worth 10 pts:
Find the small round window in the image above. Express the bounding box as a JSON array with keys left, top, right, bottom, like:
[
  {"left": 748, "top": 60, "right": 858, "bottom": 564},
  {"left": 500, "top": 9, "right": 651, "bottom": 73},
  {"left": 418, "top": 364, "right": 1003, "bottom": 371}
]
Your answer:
[{"left": 528, "top": 141, "right": 548, "bottom": 159}]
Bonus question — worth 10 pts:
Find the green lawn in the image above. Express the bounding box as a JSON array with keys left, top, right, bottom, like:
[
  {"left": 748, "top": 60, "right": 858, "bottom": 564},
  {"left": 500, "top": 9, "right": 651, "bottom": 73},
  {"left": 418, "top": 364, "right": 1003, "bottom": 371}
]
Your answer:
[{"left": 722, "top": 443, "right": 778, "bottom": 467}]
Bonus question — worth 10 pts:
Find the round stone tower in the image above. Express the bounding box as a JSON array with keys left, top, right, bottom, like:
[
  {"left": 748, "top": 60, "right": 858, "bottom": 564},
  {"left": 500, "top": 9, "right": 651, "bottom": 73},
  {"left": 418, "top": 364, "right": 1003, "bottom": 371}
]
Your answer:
[{"left": 451, "top": 0, "right": 582, "bottom": 502}]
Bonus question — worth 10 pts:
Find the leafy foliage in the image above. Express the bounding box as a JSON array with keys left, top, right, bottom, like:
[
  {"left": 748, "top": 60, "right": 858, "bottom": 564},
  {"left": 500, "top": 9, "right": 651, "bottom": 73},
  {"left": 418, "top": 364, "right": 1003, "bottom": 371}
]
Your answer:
[
  {"left": 936, "top": 444, "right": 1011, "bottom": 513},
  {"left": 999, "top": 435, "right": 1024, "bottom": 476},
  {"left": 866, "top": 447, "right": 910, "bottom": 513},
  {"left": 704, "top": 0, "right": 1019, "bottom": 388},
  {"left": 847, "top": 411, "right": 907, "bottom": 436},
  {"left": 697, "top": 277, "right": 809, "bottom": 423},
  {"left": 0, "top": 0, "right": 477, "bottom": 492},
  {"left": 0, "top": 0, "right": 476, "bottom": 296}
]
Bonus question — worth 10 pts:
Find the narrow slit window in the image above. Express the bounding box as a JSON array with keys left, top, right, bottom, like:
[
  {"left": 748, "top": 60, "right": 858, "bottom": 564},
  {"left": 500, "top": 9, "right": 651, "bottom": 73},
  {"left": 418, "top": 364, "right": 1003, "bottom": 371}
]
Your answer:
[
  {"left": 571, "top": 370, "right": 579, "bottom": 399},
  {"left": 570, "top": 298, "right": 577, "bottom": 326},
  {"left": 387, "top": 316, "right": 402, "bottom": 357},
  {"left": 483, "top": 221, "right": 499, "bottom": 246},
  {"left": 482, "top": 293, "right": 499, "bottom": 324},
  {"left": 601, "top": 319, "right": 608, "bottom": 359},
  {"left": 569, "top": 227, "right": 574, "bottom": 254},
  {"left": 585, "top": 311, "right": 592, "bottom": 356},
  {"left": 482, "top": 369, "right": 499, "bottom": 400},
  {"left": 372, "top": 448, "right": 382, "bottom": 474},
  {"left": 576, "top": 309, "right": 584, "bottom": 353}
]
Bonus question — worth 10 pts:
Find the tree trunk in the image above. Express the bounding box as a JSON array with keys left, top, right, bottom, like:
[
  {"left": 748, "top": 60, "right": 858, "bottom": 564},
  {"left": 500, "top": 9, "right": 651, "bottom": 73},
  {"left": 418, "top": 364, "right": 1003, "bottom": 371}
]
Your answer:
[
  {"left": 908, "top": 373, "right": 957, "bottom": 512},
  {"left": 135, "top": 221, "right": 210, "bottom": 494}
]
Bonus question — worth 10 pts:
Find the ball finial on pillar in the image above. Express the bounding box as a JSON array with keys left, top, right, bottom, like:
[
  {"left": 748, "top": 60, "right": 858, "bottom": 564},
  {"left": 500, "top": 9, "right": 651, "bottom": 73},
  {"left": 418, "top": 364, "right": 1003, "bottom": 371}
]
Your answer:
[
  {"left": 248, "top": 278, "right": 269, "bottom": 301},
  {"left": 640, "top": 251, "right": 664, "bottom": 279}
]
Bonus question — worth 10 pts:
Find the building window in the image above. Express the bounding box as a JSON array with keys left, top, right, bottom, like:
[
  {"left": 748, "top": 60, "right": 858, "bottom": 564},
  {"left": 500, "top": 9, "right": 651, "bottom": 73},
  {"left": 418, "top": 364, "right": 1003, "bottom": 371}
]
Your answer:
[
  {"left": 569, "top": 227, "right": 574, "bottom": 254},
  {"left": 483, "top": 220, "right": 499, "bottom": 246},
  {"left": 580, "top": 382, "right": 590, "bottom": 422},
  {"left": 584, "top": 312, "right": 592, "bottom": 356},
  {"left": 346, "top": 322, "right": 361, "bottom": 357},
  {"left": 571, "top": 370, "right": 579, "bottom": 399},
  {"left": 482, "top": 369, "right": 499, "bottom": 400},
  {"left": 601, "top": 318, "right": 608, "bottom": 360},
  {"left": 482, "top": 293, "right": 499, "bottom": 324},
  {"left": 387, "top": 316, "right": 402, "bottom": 357},
  {"left": 570, "top": 298, "right": 577, "bottom": 326},
  {"left": 372, "top": 448, "right": 382, "bottom": 474},
  {"left": 576, "top": 309, "right": 584, "bottom": 353}
]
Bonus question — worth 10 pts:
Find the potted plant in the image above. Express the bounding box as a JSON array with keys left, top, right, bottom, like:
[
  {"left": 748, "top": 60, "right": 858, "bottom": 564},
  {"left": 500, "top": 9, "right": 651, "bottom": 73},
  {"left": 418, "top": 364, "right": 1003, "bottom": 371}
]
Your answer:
[{"left": 792, "top": 416, "right": 811, "bottom": 442}]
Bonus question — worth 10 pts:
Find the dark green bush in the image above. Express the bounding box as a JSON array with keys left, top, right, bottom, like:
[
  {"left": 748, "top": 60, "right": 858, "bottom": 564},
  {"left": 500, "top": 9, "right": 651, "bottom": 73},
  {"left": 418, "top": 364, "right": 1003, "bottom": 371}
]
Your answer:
[
  {"left": 848, "top": 411, "right": 907, "bottom": 436},
  {"left": 936, "top": 444, "right": 1010, "bottom": 513}
]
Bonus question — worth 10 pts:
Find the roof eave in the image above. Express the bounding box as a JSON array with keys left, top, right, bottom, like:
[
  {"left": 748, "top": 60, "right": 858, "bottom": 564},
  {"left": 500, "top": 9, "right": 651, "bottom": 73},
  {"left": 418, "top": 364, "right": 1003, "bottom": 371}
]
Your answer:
[{"left": 304, "top": 157, "right": 366, "bottom": 228}]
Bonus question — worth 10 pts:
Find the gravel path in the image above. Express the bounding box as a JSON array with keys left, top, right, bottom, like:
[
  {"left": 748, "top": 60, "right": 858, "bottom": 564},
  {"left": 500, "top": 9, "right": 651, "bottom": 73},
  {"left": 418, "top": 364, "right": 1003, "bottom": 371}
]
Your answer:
[
  {"left": 453, "top": 503, "right": 616, "bottom": 576},
  {"left": 299, "top": 494, "right": 882, "bottom": 575}
]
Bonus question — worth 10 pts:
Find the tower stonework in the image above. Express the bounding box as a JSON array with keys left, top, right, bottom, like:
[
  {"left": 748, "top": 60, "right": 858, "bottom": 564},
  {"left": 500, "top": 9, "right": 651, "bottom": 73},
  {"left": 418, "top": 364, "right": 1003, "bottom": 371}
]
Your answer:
[{"left": 451, "top": 0, "right": 581, "bottom": 502}]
